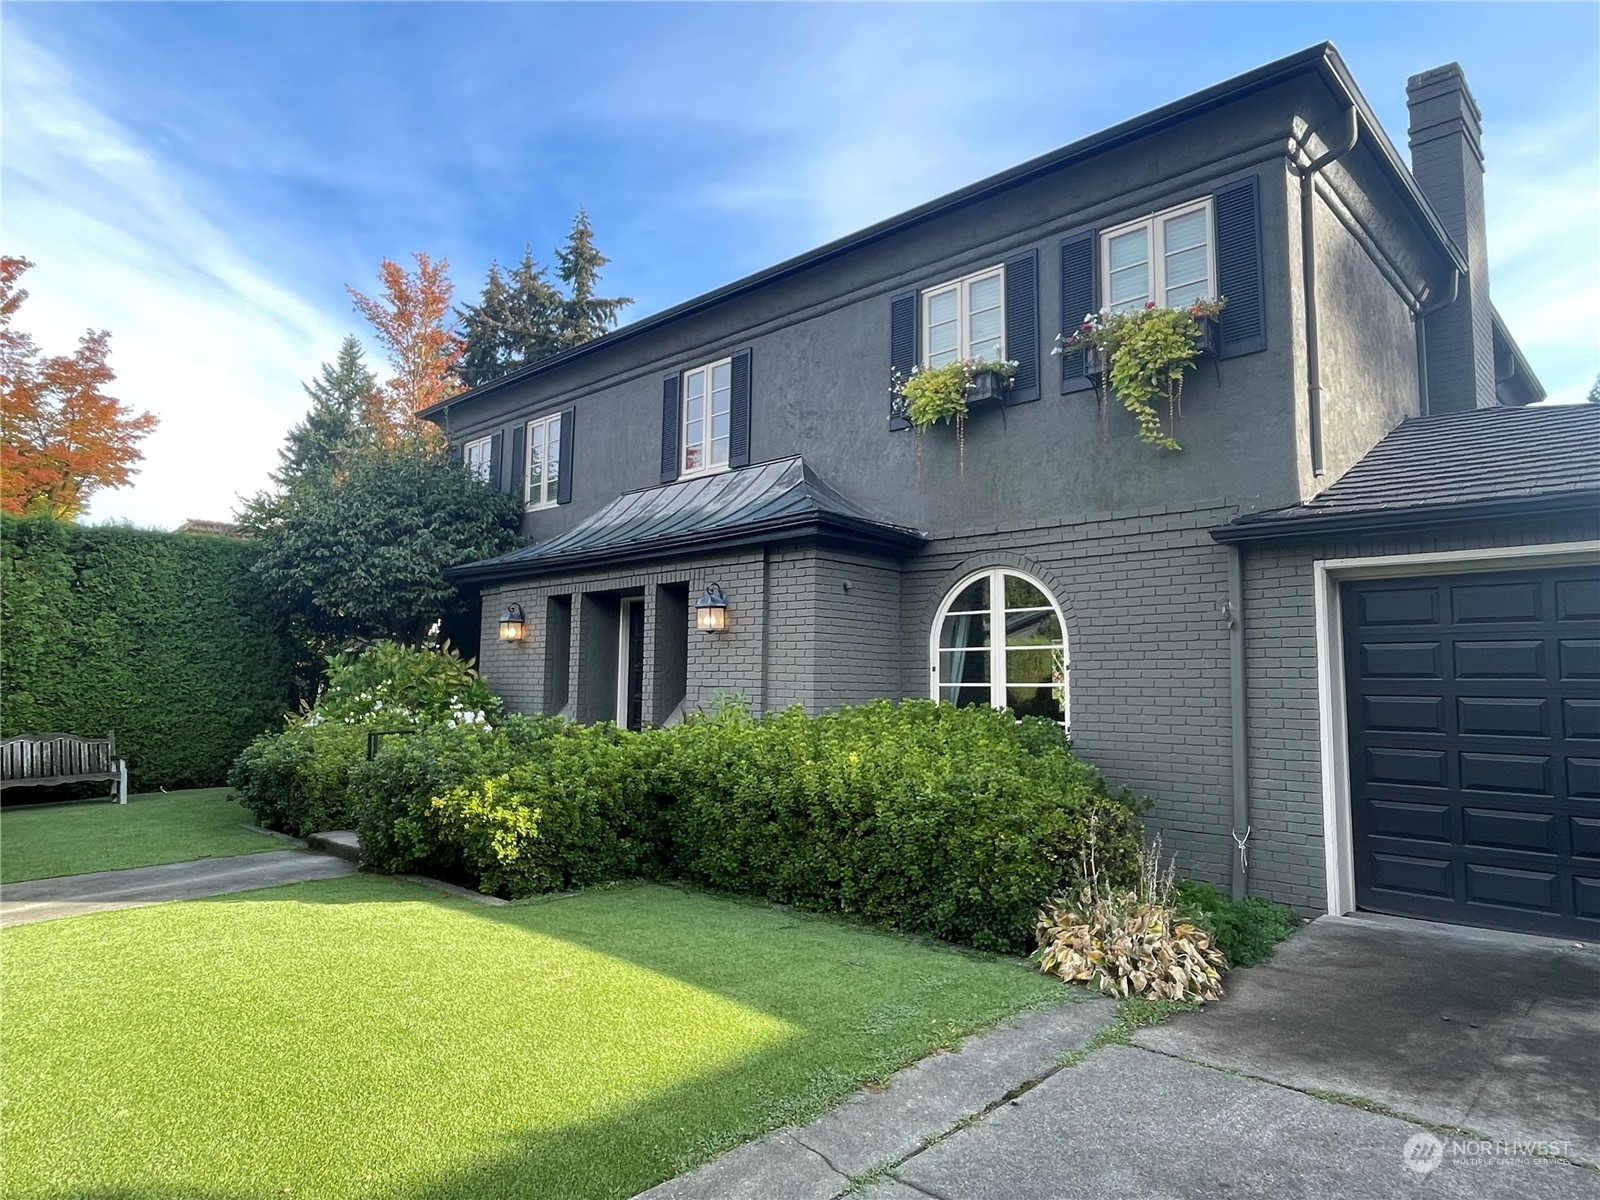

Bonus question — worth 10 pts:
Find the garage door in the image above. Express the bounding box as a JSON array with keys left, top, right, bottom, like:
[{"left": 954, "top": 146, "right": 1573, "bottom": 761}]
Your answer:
[{"left": 1342, "top": 564, "right": 1600, "bottom": 937}]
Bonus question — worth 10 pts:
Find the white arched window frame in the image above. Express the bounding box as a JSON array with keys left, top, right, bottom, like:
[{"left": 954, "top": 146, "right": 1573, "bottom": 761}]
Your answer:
[{"left": 929, "top": 567, "right": 1069, "bottom": 728}]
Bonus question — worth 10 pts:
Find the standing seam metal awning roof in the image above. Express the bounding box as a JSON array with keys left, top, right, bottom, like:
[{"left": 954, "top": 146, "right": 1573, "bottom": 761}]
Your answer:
[{"left": 450, "top": 457, "right": 924, "bottom": 581}]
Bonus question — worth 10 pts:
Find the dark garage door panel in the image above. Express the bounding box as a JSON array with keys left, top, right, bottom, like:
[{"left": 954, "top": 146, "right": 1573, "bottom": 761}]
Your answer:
[{"left": 1343, "top": 564, "right": 1600, "bottom": 937}]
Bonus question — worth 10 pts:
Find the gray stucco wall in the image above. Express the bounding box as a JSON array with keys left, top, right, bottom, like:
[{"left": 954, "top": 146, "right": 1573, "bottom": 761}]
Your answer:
[{"left": 1240, "top": 514, "right": 1600, "bottom": 914}]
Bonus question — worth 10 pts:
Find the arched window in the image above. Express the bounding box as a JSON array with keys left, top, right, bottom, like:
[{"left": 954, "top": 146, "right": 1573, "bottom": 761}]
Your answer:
[{"left": 930, "top": 568, "right": 1068, "bottom": 727}]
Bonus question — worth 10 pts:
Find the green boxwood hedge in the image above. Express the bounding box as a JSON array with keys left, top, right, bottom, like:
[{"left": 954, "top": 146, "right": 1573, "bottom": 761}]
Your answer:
[
  {"left": 1, "top": 516, "right": 295, "bottom": 790},
  {"left": 342, "top": 700, "right": 1146, "bottom": 954}
]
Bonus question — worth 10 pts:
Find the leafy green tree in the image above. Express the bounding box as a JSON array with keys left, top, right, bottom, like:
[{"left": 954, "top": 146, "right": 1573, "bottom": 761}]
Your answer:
[
  {"left": 274, "top": 336, "right": 377, "bottom": 488},
  {"left": 556, "top": 208, "right": 631, "bottom": 349},
  {"left": 242, "top": 445, "right": 521, "bottom": 650}
]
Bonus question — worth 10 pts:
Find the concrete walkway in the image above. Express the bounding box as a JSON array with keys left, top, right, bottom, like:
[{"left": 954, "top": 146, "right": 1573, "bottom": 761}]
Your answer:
[
  {"left": 638, "top": 918, "right": 1600, "bottom": 1200},
  {"left": 0, "top": 850, "right": 356, "bottom": 928}
]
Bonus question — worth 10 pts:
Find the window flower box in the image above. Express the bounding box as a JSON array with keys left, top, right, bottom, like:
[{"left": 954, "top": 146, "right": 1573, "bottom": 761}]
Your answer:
[{"left": 968, "top": 366, "right": 1011, "bottom": 407}]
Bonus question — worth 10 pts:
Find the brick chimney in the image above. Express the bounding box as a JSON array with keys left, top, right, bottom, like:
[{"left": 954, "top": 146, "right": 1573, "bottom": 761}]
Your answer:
[{"left": 1407, "top": 64, "right": 1497, "bottom": 411}]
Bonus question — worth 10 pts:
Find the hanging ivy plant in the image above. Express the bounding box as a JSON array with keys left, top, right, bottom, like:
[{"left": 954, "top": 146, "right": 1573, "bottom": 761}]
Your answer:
[
  {"left": 1056, "top": 299, "right": 1225, "bottom": 450},
  {"left": 891, "top": 357, "right": 1017, "bottom": 475}
]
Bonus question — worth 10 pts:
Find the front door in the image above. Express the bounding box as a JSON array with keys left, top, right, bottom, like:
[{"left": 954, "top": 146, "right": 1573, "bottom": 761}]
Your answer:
[{"left": 617, "top": 598, "right": 646, "bottom": 732}]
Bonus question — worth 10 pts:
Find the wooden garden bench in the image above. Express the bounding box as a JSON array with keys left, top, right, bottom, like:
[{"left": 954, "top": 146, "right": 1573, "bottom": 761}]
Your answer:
[{"left": 0, "top": 732, "right": 128, "bottom": 803}]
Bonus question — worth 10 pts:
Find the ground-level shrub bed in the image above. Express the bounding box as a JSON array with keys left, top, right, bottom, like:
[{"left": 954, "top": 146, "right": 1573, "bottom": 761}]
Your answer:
[
  {"left": 1174, "top": 879, "right": 1300, "bottom": 967},
  {"left": 338, "top": 700, "right": 1146, "bottom": 954},
  {"left": 1, "top": 877, "right": 1060, "bottom": 1200}
]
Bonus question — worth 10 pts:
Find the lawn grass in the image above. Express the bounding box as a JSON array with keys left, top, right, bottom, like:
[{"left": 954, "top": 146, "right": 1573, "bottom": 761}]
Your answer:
[
  {"left": 1, "top": 876, "right": 1063, "bottom": 1200},
  {"left": 0, "top": 788, "right": 282, "bottom": 883}
]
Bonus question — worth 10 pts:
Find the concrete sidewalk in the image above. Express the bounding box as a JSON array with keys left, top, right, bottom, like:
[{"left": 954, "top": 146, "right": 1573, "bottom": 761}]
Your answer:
[
  {"left": 0, "top": 850, "right": 356, "bottom": 927},
  {"left": 637, "top": 917, "right": 1600, "bottom": 1200}
]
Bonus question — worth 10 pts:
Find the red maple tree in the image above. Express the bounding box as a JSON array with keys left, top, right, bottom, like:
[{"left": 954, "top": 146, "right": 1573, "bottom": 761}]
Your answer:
[
  {"left": 0, "top": 256, "right": 158, "bottom": 520},
  {"left": 347, "top": 253, "right": 462, "bottom": 445}
]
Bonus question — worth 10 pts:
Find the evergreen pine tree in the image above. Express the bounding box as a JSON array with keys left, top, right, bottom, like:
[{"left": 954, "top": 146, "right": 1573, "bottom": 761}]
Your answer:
[
  {"left": 503, "top": 246, "right": 567, "bottom": 366},
  {"left": 456, "top": 263, "right": 513, "bottom": 389},
  {"left": 555, "top": 208, "right": 631, "bottom": 348},
  {"left": 274, "top": 336, "right": 377, "bottom": 488}
]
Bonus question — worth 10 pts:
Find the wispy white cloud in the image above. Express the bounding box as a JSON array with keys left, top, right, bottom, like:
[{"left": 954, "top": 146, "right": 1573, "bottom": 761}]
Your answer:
[
  {"left": 2, "top": 29, "right": 348, "bottom": 528},
  {"left": 1483, "top": 114, "right": 1599, "bottom": 403}
]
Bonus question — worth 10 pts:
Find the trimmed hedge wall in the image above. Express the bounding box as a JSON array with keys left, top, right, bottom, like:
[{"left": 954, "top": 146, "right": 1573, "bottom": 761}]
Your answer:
[{"left": 1, "top": 516, "right": 295, "bottom": 790}]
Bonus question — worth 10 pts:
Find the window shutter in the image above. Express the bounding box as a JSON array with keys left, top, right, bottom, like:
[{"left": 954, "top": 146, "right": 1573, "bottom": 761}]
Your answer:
[
  {"left": 556, "top": 406, "right": 576, "bottom": 505},
  {"left": 660, "top": 373, "right": 681, "bottom": 483},
  {"left": 450, "top": 440, "right": 464, "bottom": 466},
  {"left": 488, "top": 430, "right": 504, "bottom": 491},
  {"left": 1002, "top": 248, "right": 1040, "bottom": 405},
  {"left": 507, "top": 423, "right": 525, "bottom": 500},
  {"left": 1059, "top": 231, "right": 1097, "bottom": 393},
  {"left": 728, "top": 348, "right": 752, "bottom": 468},
  {"left": 1214, "top": 175, "right": 1266, "bottom": 358},
  {"left": 888, "top": 289, "right": 918, "bottom": 431}
]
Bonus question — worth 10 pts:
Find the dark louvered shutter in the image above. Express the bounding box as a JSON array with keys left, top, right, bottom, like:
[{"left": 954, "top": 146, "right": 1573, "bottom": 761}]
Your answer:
[
  {"left": 450, "top": 440, "right": 464, "bottom": 466},
  {"left": 556, "top": 406, "right": 575, "bottom": 505},
  {"left": 1003, "top": 248, "right": 1040, "bottom": 405},
  {"left": 507, "top": 423, "right": 525, "bottom": 501},
  {"left": 1214, "top": 175, "right": 1265, "bottom": 358},
  {"left": 728, "top": 348, "right": 752, "bottom": 468},
  {"left": 488, "top": 430, "right": 504, "bottom": 491},
  {"left": 888, "top": 289, "right": 918, "bottom": 431},
  {"left": 1059, "top": 231, "right": 1097, "bottom": 393},
  {"left": 660, "top": 373, "right": 681, "bottom": 483}
]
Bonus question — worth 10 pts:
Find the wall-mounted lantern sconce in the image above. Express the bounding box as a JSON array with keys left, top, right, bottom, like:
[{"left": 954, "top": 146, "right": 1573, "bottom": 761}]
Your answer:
[
  {"left": 695, "top": 583, "right": 728, "bottom": 633},
  {"left": 498, "top": 602, "right": 528, "bottom": 642}
]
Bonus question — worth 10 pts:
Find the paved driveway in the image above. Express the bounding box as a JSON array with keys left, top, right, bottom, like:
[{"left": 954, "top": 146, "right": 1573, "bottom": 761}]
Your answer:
[
  {"left": 1135, "top": 914, "right": 1600, "bottom": 1167},
  {"left": 642, "top": 915, "right": 1600, "bottom": 1200}
]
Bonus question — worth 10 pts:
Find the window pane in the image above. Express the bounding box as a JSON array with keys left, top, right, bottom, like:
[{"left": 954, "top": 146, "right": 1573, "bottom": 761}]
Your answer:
[
  {"left": 1006, "top": 647, "right": 1064, "bottom": 686},
  {"left": 938, "top": 648, "right": 991, "bottom": 685},
  {"left": 686, "top": 394, "right": 703, "bottom": 425},
  {"left": 1107, "top": 228, "right": 1148, "bottom": 271},
  {"left": 940, "top": 685, "right": 992, "bottom": 710},
  {"left": 939, "top": 611, "right": 992, "bottom": 650},
  {"left": 711, "top": 411, "right": 730, "bottom": 441},
  {"left": 711, "top": 361, "right": 731, "bottom": 391},
  {"left": 1163, "top": 209, "right": 1207, "bottom": 252},
  {"left": 1005, "top": 610, "right": 1062, "bottom": 647},
  {"left": 927, "top": 289, "right": 958, "bottom": 325},
  {"left": 544, "top": 425, "right": 560, "bottom": 496},
  {"left": 684, "top": 445, "right": 702, "bottom": 471},
  {"left": 1164, "top": 245, "right": 1208, "bottom": 290},
  {"left": 1166, "top": 279, "right": 1210, "bottom": 309},
  {"left": 968, "top": 305, "right": 1002, "bottom": 351},
  {"left": 1002, "top": 574, "right": 1048, "bottom": 609},
  {"left": 685, "top": 371, "right": 705, "bottom": 399},
  {"left": 1109, "top": 264, "right": 1149, "bottom": 309},
  {"left": 928, "top": 317, "right": 959, "bottom": 366},
  {"left": 544, "top": 477, "right": 558, "bottom": 504},
  {"left": 945, "top": 577, "right": 989, "bottom": 614},
  {"left": 967, "top": 274, "right": 1001, "bottom": 313},
  {"left": 1006, "top": 686, "right": 1065, "bottom": 723},
  {"left": 710, "top": 436, "right": 729, "bottom": 467}
]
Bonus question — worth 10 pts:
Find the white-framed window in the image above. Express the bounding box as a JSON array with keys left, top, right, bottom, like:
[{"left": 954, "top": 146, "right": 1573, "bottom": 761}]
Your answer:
[
  {"left": 930, "top": 567, "right": 1068, "bottom": 728},
  {"left": 525, "top": 413, "right": 561, "bottom": 509},
  {"left": 462, "top": 435, "right": 494, "bottom": 484},
  {"left": 1101, "top": 198, "right": 1215, "bottom": 313},
  {"left": 681, "top": 357, "right": 732, "bottom": 476},
  {"left": 922, "top": 264, "right": 1005, "bottom": 368}
]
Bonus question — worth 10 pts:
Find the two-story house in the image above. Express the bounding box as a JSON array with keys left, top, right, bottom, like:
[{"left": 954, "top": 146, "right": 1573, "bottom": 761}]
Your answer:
[{"left": 426, "top": 44, "right": 1599, "bottom": 941}]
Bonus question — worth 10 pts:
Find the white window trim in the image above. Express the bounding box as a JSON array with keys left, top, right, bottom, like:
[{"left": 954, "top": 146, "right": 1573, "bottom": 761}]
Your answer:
[
  {"left": 462, "top": 435, "right": 494, "bottom": 484},
  {"left": 928, "top": 567, "right": 1070, "bottom": 729},
  {"left": 1310, "top": 539, "right": 1600, "bottom": 919},
  {"left": 616, "top": 597, "right": 642, "bottom": 728},
  {"left": 524, "top": 413, "right": 561, "bottom": 511},
  {"left": 1100, "top": 197, "right": 1216, "bottom": 312},
  {"left": 920, "top": 263, "right": 1006, "bottom": 367},
  {"left": 679, "top": 356, "right": 733, "bottom": 479}
]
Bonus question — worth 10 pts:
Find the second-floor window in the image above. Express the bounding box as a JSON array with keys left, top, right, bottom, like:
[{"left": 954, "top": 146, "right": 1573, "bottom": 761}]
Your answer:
[
  {"left": 922, "top": 265, "right": 1004, "bottom": 367},
  {"left": 1102, "top": 198, "right": 1216, "bottom": 313},
  {"left": 463, "top": 435, "right": 494, "bottom": 483},
  {"left": 525, "top": 413, "right": 561, "bottom": 509},
  {"left": 682, "top": 358, "right": 732, "bottom": 476}
]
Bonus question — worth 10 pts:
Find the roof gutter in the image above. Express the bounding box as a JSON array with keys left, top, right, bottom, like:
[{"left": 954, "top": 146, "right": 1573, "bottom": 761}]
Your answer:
[
  {"left": 1413, "top": 270, "right": 1459, "bottom": 416},
  {"left": 1210, "top": 489, "right": 1600, "bottom": 545},
  {"left": 422, "top": 43, "right": 1468, "bottom": 424}
]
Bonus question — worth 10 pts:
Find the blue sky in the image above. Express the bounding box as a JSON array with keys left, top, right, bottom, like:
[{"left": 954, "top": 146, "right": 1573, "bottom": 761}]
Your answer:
[{"left": 5, "top": 2, "right": 1596, "bottom": 527}]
